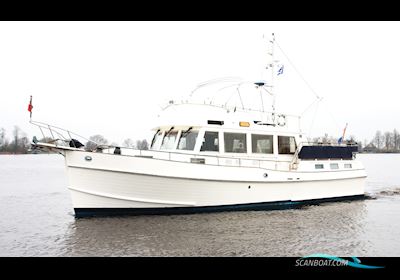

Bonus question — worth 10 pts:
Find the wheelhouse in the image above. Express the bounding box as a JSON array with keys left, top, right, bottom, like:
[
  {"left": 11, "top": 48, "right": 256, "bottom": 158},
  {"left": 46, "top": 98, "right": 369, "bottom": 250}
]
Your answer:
[{"left": 149, "top": 123, "right": 300, "bottom": 159}]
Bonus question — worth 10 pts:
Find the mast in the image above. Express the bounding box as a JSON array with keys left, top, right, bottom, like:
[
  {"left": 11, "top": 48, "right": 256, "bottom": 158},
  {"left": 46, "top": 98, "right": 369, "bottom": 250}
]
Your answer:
[
  {"left": 269, "top": 33, "right": 276, "bottom": 114},
  {"left": 263, "top": 33, "right": 277, "bottom": 122},
  {"left": 257, "top": 33, "right": 277, "bottom": 122}
]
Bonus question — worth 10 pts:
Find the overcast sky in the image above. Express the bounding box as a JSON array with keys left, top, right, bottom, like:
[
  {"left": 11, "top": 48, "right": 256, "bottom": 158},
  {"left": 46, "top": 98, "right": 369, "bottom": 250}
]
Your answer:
[{"left": 1, "top": 21, "right": 399, "bottom": 145}]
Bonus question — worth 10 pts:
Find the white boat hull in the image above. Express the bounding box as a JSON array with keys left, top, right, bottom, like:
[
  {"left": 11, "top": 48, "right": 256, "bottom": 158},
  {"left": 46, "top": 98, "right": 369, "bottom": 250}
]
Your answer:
[{"left": 64, "top": 150, "right": 366, "bottom": 217}]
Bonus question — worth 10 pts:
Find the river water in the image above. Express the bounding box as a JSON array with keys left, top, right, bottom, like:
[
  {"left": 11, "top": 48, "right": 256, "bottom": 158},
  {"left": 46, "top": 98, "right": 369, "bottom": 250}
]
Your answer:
[{"left": 0, "top": 154, "right": 399, "bottom": 256}]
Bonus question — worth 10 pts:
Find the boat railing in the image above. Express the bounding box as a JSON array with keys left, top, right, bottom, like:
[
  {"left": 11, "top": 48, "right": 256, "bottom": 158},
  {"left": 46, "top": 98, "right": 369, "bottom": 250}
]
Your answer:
[
  {"left": 101, "top": 145, "right": 290, "bottom": 169},
  {"left": 29, "top": 121, "right": 282, "bottom": 168},
  {"left": 30, "top": 120, "right": 100, "bottom": 149},
  {"left": 30, "top": 120, "right": 357, "bottom": 169},
  {"left": 299, "top": 141, "right": 359, "bottom": 147},
  {"left": 99, "top": 141, "right": 358, "bottom": 169},
  {"left": 290, "top": 141, "right": 359, "bottom": 169},
  {"left": 163, "top": 100, "right": 301, "bottom": 118},
  {"left": 290, "top": 144, "right": 302, "bottom": 170}
]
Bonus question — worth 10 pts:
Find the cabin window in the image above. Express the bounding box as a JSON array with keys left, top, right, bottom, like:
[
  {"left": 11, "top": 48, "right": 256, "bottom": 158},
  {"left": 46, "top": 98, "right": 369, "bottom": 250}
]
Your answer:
[
  {"left": 252, "top": 134, "right": 273, "bottom": 154},
  {"left": 344, "top": 163, "right": 352, "bottom": 168},
  {"left": 315, "top": 164, "right": 324, "bottom": 169},
  {"left": 224, "top": 133, "right": 247, "bottom": 153},
  {"left": 330, "top": 163, "right": 339, "bottom": 169},
  {"left": 177, "top": 129, "right": 198, "bottom": 151},
  {"left": 200, "top": 131, "right": 219, "bottom": 152},
  {"left": 150, "top": 130, "right": 163, "bottom": 150},
  {"left": 160, "top": 131, "right": 178, "bottom": 150},
  {"left": 278, "top": 136, "right": 296, "bottom": 154}
]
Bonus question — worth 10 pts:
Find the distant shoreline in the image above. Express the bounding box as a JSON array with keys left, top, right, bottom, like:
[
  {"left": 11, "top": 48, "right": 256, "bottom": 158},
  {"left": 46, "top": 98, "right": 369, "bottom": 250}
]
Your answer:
[
  {"left": 0, "top": 152, "right": 57, "bottom": 155},
  {"left": 2, "top": 151, "right": 400, "bottom": 156}
]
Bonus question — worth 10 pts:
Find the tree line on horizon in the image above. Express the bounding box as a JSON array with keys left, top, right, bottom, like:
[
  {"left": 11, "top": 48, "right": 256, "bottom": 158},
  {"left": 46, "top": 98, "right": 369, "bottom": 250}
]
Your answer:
[
  {"left": 0, "top": 127, "right": 149, "bottom": 154},
  {"left": 1, "top": 126, "right": 399, "bottom": 154},
  {"left": 365, "top": 129, "right": 400, "bottom": 153},
  {"left": 310, "top": 129, "right": 400, "bottom": 153},
  {"left": 0, "top": 126, "right": 31, "bottom": 154},
  {"left": 84, "top": 134, "right": 149, "bottom": 151}
]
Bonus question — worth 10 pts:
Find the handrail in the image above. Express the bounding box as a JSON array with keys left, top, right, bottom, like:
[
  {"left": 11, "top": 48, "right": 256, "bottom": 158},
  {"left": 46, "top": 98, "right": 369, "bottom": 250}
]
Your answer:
[
  {"left": 289, "top": 141, "right": 358, "bottom": 170},
  {"left": 30, "top": 120, "right": 100, "bottom": 147},
  {"left": 124, "top": 146, "right": 282, "bottom": 162},
  {"left": 299, "top": 141, "right": 358, "bottom": 147},
  {"left": 30, "top": 120, "right": 357, "bottom": 169},
  {"left": 290, "top": 142, "right": 303, "bottom": 170},
  {"left": 161, "top": 100, "right": 302, "bottom": 119},
  {"left": 101, "top": 147, "right": 293, "bottom": 169}
]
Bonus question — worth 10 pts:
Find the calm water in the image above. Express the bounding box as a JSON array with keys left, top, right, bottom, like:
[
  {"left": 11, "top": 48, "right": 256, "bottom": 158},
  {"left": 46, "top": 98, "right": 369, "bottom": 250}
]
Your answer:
[{"left": 0, "top": 154, "right": 400, "bottom": 256}]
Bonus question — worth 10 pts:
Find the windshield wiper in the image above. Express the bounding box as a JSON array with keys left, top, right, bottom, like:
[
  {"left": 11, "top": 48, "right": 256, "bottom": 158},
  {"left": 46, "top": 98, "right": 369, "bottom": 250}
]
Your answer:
[
  {"left": 181, "top": 127, "right": 193, "bottom": 137},
  {"left": 164, "top": 126, "right": 174, "bottom": 137}
]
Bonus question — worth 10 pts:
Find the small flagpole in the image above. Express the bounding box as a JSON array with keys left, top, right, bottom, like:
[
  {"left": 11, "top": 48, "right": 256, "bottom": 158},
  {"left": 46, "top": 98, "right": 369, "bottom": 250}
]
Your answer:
[
  {"left": 342, "top": 123, "right": 348, "bottom": 142},
  {"left": 30, "top": 95, "right": 32, "bottom": 121},
  {"left": 28, "top": 95, "right": 33, "bottom": 122}
]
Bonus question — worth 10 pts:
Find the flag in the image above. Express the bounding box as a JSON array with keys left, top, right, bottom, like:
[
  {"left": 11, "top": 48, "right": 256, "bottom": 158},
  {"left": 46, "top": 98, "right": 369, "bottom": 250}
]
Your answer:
[
  {"left": 28, "top": 95, "right": 33, "bottom": 119},
  {"left": 338, "top": 123, "right": 348, "bottom": 144},
  {"left": 277, "top": 65, "right": 284, "bottom": 75}
]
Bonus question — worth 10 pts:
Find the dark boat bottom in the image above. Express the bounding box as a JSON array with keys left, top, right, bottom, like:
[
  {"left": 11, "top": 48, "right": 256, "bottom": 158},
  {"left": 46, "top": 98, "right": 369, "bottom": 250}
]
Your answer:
[{"left": 74, "top": 194, "right": 366, "bottom": 218}]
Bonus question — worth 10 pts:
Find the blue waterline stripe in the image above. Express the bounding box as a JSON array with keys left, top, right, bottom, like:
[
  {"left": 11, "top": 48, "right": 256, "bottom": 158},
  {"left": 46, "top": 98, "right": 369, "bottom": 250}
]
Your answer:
[{"left": 74, "top": 194, "right": 365, "bottom": 218}]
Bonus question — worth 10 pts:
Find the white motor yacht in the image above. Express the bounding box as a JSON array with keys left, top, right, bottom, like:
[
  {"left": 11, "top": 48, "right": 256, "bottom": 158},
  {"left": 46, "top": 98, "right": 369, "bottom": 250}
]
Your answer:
[{"left": 31, "top": 35, "right": 366, "bottom": 217}]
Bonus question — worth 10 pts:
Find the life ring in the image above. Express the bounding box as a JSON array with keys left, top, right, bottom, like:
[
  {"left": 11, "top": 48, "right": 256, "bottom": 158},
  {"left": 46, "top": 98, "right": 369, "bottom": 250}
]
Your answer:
[{"left": 277, "top": 114, "right": 286, "bottom": 126}]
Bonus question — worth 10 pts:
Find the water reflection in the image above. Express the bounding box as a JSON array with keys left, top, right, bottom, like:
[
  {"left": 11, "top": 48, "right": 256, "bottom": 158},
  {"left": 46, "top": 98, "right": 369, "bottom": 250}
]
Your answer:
[
  {"left": 2, "top": 154, "right": 400, "bottom": 256},
  {"left": 62, "top": 200, "right": 368, "bottom": 256}
]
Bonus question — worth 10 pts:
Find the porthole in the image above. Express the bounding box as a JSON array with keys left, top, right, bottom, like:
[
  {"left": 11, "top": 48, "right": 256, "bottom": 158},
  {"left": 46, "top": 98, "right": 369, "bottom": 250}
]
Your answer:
[{"left": 315, "top": 164, "right": 324, "bottom": 169}]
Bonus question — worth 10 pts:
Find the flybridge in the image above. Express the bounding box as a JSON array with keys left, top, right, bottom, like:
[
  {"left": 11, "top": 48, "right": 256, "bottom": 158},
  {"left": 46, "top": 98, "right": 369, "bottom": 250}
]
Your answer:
[{"left": 157, "top": 99, "right": 302, "bottom": 132}]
